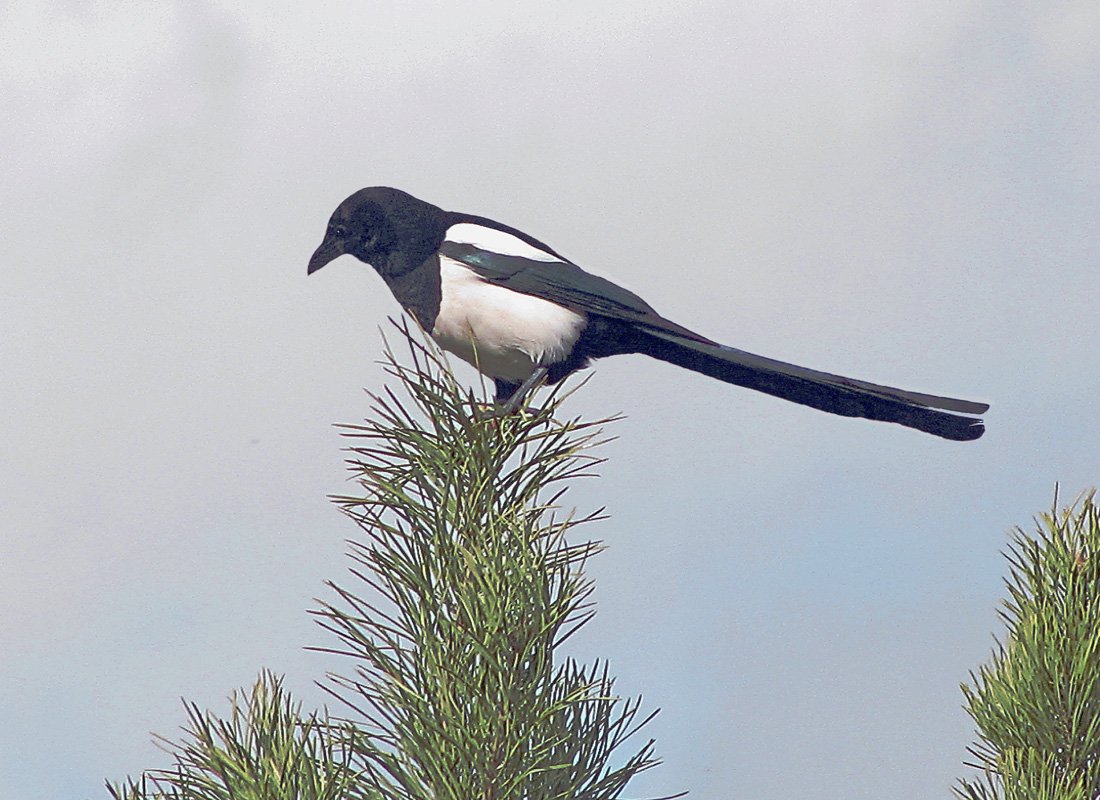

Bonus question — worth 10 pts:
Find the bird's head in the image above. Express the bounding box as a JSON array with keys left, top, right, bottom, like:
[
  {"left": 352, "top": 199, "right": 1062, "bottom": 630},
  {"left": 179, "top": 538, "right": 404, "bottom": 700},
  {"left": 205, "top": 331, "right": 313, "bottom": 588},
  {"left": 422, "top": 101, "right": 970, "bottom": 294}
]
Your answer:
[
  {"left": 307, "top": 187, "right": 445, "bottom": 277},
  {"left": 307, "top": 188, "right": 399, "bottom": 275}
]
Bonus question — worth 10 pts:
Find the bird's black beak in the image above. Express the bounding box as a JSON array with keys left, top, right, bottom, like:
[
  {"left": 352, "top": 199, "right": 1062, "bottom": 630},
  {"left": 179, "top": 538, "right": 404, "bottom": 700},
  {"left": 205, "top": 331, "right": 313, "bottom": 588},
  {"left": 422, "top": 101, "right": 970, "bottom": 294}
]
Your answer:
[{"left": 307, "top": 237, "right": 343, "bottom": 274}]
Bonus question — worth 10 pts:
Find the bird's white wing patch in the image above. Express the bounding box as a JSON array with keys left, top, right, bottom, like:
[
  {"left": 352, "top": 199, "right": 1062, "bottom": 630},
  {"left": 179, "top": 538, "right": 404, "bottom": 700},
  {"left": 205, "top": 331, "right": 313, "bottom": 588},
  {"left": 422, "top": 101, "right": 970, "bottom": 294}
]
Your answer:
[{"left": 444, "top": 223, "right": 561, "bottom": 263}]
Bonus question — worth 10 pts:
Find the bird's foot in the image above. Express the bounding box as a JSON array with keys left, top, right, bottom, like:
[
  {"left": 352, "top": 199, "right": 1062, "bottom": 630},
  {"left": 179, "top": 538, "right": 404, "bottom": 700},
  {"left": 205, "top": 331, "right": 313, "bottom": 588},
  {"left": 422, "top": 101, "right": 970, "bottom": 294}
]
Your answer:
[{"left": 472, "top": 401, "right": 541, "bottom": 422}]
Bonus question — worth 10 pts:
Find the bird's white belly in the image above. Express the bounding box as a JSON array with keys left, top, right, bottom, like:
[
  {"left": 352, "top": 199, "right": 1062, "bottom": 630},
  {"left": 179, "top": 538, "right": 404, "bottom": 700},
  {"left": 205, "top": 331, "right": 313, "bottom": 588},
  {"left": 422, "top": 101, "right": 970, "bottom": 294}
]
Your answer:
[{"left": 431, "top": 257, "right": 585, "bottom": 381}]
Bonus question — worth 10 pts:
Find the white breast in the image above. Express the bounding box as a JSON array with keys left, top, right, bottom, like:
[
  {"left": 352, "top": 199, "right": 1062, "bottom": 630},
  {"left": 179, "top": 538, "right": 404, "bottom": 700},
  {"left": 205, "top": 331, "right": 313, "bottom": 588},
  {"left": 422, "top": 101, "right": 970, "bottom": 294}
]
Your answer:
[{"left": 431, "top": 256, "right": 586, "bottom": 382}]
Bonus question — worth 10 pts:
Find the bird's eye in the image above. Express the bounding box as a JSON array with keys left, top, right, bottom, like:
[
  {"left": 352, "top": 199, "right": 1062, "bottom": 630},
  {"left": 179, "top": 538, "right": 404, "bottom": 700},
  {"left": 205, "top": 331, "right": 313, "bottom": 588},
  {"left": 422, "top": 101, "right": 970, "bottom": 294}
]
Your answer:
[{"left": 333, "top": 225, "right": 348, "bottom": 238}]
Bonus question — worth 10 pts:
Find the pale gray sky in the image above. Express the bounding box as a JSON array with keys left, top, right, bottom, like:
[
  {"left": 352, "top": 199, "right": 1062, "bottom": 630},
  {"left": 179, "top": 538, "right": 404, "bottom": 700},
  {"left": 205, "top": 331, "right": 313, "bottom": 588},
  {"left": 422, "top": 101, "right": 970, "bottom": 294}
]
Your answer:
[{"left": 1, "top": 2, "right": 1098, "bottom": 798}]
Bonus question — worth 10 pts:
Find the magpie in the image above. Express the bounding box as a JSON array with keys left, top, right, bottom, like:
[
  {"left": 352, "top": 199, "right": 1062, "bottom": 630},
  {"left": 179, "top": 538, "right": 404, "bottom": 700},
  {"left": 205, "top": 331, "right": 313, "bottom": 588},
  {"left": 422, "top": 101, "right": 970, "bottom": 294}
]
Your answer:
[{"left": 308, "top": 187, "right": 988, "bottom": 441}]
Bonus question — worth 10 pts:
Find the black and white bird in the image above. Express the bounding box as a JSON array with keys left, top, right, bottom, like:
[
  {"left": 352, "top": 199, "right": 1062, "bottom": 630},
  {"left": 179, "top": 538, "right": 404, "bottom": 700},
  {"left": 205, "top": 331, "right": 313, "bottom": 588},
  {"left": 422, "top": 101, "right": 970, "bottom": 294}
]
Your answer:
[{"left": 308, "top": 187, "right": 988, "bottom": 441}]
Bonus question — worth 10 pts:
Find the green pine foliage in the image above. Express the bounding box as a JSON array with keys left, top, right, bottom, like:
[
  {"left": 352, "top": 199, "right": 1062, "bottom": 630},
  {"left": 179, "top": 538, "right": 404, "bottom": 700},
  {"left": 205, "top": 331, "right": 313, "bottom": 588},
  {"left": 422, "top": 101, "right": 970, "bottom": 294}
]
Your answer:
[
  {"left": 106, "top": 671, "right": 362, "bottom": 800},
  {"left": 314, "top": 322, "right": 661, "bottom": 800},
  {"left": 109, "top": 321, "right": 661, "bottom": 800},
  {"left": 957, "top": 491, "right": 1100, "bottom": 800}
]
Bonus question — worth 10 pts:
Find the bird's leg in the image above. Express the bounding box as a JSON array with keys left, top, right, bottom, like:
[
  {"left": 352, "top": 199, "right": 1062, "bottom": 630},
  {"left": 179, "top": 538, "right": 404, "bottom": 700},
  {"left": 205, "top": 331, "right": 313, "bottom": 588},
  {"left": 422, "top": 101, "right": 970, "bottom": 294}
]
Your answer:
[{"left": 499, "top": 367, "right": 548, "bottom": 414}]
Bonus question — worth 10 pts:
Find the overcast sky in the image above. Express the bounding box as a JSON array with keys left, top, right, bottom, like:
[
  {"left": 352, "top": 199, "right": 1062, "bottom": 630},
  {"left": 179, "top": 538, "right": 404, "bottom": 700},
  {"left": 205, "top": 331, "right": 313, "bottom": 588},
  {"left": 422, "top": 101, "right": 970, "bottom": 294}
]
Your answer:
[{"left": 1, "top": 2, "right": 1098, "bottom": 798}]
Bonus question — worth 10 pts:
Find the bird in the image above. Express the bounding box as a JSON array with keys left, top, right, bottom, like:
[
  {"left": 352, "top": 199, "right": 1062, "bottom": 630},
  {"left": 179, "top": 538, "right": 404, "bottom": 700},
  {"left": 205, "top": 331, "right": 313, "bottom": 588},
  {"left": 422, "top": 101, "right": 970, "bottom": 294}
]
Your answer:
[{"left": 307, "top": 187, "right": 988, "bottom": 441}]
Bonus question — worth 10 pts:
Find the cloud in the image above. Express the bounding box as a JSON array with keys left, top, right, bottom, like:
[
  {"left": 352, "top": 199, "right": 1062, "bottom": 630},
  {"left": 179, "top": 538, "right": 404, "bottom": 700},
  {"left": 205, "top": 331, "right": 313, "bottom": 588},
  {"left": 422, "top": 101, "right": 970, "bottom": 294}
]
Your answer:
[
  {"left": 1, "top": 1, "right": 246, "bottom": 212},
  {"left": 2, "top": 2, "right": 1098, "bottom": 798}
]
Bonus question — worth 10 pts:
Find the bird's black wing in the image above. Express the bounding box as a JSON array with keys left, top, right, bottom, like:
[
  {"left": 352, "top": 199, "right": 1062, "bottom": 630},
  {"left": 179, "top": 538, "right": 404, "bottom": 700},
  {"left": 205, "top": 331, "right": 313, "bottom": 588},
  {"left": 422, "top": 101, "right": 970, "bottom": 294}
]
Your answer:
[
  {"left": 439, "top": 240, "right": 666, "bottom": 320},
  {"left": 439, "top": 240, "right": 989, "bottom": 438},
  {"left": 440, "top": 239, "right": 723, "bottom": 352}
]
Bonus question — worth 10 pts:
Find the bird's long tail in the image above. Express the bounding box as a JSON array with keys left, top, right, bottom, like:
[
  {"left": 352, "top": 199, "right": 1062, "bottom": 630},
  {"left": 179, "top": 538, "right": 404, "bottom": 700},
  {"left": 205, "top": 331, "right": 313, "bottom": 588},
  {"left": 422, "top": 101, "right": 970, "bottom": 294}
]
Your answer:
[{"left": 635, "top": 326, "right": 988, "bottom": 441}]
